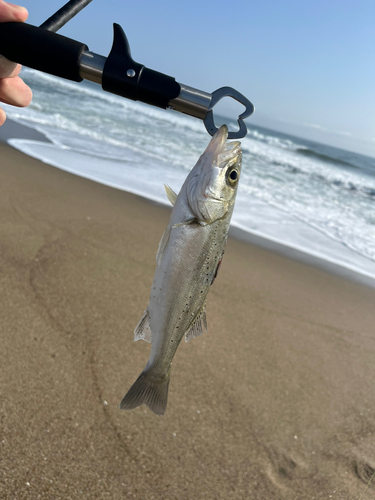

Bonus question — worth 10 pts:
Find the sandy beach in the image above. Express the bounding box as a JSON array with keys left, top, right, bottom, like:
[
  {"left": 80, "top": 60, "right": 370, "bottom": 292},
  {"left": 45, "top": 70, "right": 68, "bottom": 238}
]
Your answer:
[{"left": 1, "top": 125, "right": 375, "bottom": 499}]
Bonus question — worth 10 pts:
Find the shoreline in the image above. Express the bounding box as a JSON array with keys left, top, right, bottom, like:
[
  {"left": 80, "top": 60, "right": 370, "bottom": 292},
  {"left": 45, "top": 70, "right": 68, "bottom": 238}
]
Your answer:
[
  {"left": 0, "top": 116, "right": 51, "bottom": 143},
  {"left": 2, "top": 117, "right": 375, "bottom": 290},
  {"left": 229, "top": 226, "right": 375, "bottom": 289}
]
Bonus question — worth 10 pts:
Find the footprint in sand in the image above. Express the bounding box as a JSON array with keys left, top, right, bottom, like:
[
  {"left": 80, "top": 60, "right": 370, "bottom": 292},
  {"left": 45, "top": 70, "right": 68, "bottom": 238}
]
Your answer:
[
  {"left": 354, "top": 457, "right": 375, "bottom": 487},
  {"left": 262, "top": 445, "right": 315, "bottom": 492}
]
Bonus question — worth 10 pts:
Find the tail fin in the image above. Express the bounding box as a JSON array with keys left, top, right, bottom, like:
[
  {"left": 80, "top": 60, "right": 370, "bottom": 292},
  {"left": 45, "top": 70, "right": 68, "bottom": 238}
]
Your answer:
[{"left": 119, "top": 371, "right": 170, "bottom": 416}]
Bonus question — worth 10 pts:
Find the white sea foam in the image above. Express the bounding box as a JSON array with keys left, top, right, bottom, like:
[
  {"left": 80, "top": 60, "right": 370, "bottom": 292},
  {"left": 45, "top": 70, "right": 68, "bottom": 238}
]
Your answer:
[{"left": 8, "top": 138, "right": 183, "bottom": 208}]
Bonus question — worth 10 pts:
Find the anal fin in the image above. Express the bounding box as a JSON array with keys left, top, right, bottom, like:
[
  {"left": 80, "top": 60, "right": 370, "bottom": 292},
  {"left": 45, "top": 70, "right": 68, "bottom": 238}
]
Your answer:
[{"left": 185, "top": 301, "right": 207, "bottom": 342}]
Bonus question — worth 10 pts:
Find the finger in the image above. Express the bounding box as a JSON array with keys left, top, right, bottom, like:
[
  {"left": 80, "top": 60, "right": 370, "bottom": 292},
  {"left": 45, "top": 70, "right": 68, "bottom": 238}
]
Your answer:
[
  {"left": 0, "top": 106, "right": 6, "bottom": 126},
  {"left": 0, "top": 55, "right": 21, "bottom": 78},
  {"left": 0, "top": 75, "right": 32, "bottom": 107},
  {"left": 0, "top": 1, "right": 28, "bottom": 22}
]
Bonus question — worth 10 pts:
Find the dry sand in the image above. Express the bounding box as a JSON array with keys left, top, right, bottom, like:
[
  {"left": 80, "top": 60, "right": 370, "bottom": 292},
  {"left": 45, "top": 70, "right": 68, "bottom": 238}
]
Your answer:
[{"left": 0, "top": 136, "right": 375, "bottom": 499}]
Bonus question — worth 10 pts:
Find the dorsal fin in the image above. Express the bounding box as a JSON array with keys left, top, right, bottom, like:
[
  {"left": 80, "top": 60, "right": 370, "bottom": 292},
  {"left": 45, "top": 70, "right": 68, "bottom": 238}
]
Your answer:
[{"left": 164, "top": 184, "right": 178, "bottom": 206}]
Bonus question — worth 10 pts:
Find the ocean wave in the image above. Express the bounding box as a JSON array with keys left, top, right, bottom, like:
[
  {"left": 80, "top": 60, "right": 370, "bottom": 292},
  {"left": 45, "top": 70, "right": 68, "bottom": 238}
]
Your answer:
[
  {"left": 246, "top": 124, "right": 375, "bottom": 175},
  {"left": 246, "top": 127, "right": 305, "bottom": 151},
  {"left": 5, "top": 108, "right": 176, "bottom": 165},
  {"left": 21, "top": 68, "right": 126, "bottom": 106},
  {"left": 242, "top": 135, "right": 375, "bottom": 198},
  {"left": 6, "top": 68, "right": 375, "bottom": 277},
  {"left": 295, "top": 146, "right": 363, "bottom": 170}
]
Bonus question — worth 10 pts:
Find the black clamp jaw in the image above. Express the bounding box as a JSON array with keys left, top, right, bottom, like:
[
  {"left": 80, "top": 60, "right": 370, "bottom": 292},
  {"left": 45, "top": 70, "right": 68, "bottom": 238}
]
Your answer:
[{"left": 0, "top": 5, "right": 254, "bottom": 138}]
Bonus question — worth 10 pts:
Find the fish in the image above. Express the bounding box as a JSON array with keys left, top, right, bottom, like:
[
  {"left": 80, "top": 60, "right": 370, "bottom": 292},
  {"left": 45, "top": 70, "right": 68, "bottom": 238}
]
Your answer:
[{"left": 120, "top": 125, "right": 242, "bottom": 415}]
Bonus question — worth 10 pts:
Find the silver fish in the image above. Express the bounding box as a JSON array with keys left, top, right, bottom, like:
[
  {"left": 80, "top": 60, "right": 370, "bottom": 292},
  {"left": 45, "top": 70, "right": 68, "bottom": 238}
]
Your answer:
[{"left": 120, "top": 125, "right": 242, "bottom": 415}]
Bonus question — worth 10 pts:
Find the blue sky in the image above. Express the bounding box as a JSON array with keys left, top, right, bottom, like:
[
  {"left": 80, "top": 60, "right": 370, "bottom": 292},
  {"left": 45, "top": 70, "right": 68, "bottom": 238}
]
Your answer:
[{"left": 14, "top": 0, "right": 375, "bottom": 157}]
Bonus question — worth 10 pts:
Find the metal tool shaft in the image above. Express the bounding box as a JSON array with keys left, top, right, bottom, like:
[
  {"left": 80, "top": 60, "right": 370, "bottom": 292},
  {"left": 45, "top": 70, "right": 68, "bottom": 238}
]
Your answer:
[
  {"left": 168, "top": 85, "right": 212, "bottom": 120},
  {"left": 79, "top": 51, "right": 106, "bottom": 84}
]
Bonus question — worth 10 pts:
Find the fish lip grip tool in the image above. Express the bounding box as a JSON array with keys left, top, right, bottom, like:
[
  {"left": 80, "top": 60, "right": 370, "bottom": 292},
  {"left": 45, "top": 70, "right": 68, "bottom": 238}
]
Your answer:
[
  {"left": 0, "top": 1, "right": 254, "bottom": 139},
  {"left": 168, "top": 84, "right": 254, "bottom": 140}
]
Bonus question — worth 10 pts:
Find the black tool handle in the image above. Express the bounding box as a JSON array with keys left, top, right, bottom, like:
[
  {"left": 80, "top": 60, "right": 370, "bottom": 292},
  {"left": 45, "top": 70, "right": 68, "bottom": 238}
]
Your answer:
[{"left": 0, "top": 22, "right": 87, "bottom": 81}]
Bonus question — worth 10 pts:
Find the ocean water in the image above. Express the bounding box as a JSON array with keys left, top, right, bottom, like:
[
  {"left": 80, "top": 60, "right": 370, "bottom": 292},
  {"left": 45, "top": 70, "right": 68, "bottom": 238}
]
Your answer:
[{"left": 3, "top": 68, "right": 375, "bottom": 280}]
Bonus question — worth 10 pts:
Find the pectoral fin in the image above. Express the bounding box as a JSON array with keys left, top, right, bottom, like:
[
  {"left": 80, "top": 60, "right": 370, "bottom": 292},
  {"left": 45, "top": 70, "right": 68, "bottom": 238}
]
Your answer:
[
  {"left": 172, "top": 218, "right": 197, "bottom": 228},
  {"left": 156, "top": 227, "right": 171, "bottom": 266},
  {"left": 134, "top": 309, "right": 152, "bottom": 343},
  {"left": 185, "top": 302, "right": 207, "bottom": 342},
  {"left": 211, "top": 250, "right": 225, "bottom": 285}
]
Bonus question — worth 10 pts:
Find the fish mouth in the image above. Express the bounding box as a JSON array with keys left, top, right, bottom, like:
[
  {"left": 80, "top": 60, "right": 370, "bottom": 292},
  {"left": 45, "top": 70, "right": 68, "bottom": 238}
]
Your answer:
[{"left": 205, "top": 125, "right": 241, "bottom": 169}]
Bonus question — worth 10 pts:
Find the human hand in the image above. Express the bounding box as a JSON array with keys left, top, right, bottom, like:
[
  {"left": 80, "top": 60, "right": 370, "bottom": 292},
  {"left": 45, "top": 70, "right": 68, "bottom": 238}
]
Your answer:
[{"left": 0, "top": 1, "right": 32, "bottom": 126}]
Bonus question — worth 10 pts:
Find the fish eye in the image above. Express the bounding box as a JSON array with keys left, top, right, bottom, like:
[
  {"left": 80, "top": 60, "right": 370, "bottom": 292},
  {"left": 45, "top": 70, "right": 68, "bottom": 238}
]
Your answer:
[{"left": 226, "top": 168, "right": 239, "bottom": 185}]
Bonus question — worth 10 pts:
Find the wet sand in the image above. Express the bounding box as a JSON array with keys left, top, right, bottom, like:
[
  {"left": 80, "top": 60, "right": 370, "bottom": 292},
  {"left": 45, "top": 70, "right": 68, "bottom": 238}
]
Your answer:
[{"left": 0, "top": 132, "right": 375, "bottom": 499}]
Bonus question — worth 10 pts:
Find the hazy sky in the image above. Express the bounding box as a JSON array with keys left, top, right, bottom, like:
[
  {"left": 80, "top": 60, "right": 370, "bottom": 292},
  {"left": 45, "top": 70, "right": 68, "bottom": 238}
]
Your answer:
[{"left": 13, "top": 0, "right": 375, "bottom": 157}]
